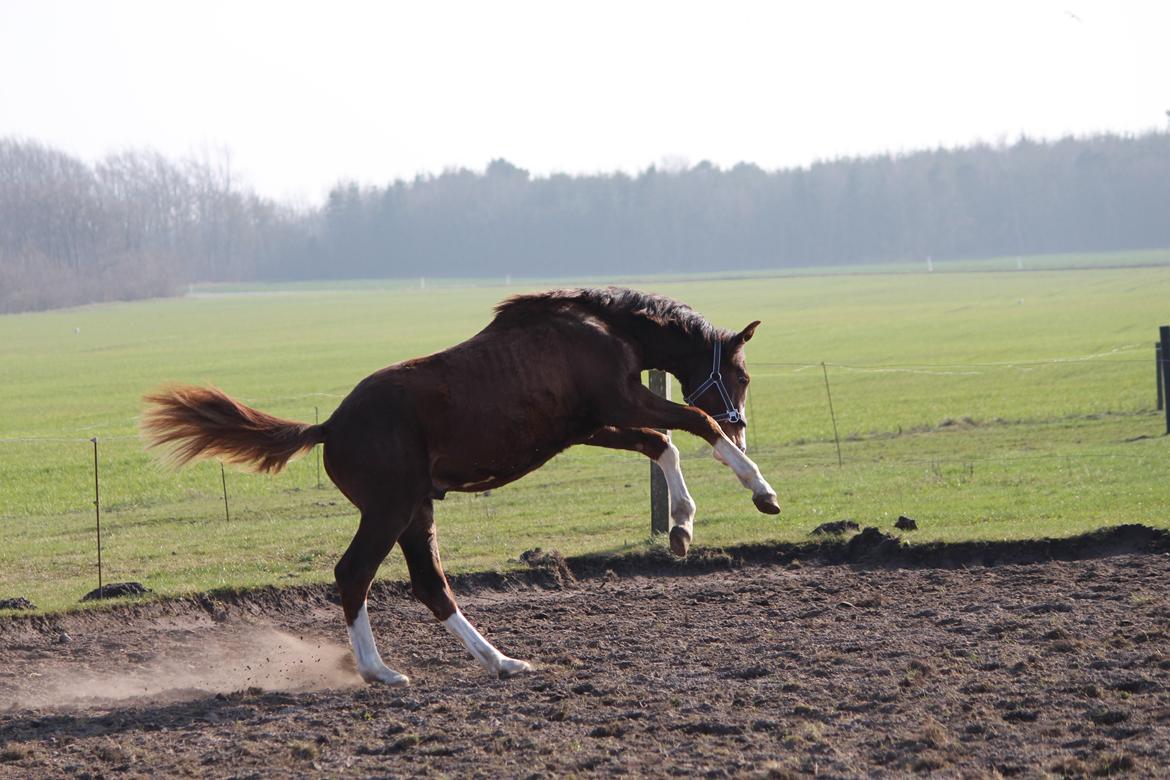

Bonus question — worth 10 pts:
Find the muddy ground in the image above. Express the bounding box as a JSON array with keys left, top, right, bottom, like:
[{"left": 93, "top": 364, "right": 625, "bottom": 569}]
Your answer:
[{"left": 2, "top": 527, "right": 1170, "bottom": 778}]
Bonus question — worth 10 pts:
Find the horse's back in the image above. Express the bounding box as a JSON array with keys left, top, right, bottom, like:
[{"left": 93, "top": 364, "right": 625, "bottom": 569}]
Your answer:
[{"left": 325, "top": 309, "right": 633, "bottom": 495}]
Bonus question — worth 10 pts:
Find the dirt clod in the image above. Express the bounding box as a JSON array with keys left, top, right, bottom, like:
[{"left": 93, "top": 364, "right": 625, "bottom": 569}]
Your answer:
[
  {"left": 1093, "top": 753, "right": 1136, "bottom": 775},
  {"left": 844, "top": 527, "right": 903, "bottom": 562},
  {"left": 1087, "top": 708, "right": 1129, "bottom": 726},
  {"left": 80, "top": 582, "right": 151, "bottom": 602},
  {"left": 0, "top": 743, "right": 28, "bottom": 763},
  {"left": 588, "top": 724, "right": 625, "bottom": 738},
  {"left": 895, "top": 515, "right": 918, "bottom": 531},
  {"left": 811, "top": 520, "right": 860, "bottom": 536},
  {"left": 0, "top": 598, "right": 35, "bottom": 611},
  {"left": 517, "top": 548, "right": 575, "bottom": 588}
]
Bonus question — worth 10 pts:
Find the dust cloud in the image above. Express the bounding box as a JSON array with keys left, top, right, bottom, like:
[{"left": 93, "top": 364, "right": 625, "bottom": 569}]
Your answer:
[{"left": 3, "top": 623, "right": 360, "bottom": 710}]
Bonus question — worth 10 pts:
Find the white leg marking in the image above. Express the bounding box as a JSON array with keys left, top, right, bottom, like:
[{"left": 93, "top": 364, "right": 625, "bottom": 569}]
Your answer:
[
  {"left": 656, "top": 441, "right": 696, "bottom": 536},
  {"left": 714, "top": 438, "right": 778, "bottom": 502},
  {"left": 347, "top": 602, "right": 410, "bottom": 686},
  {"left": 443, "top": 610, "right": 533, "bottom": 678}
]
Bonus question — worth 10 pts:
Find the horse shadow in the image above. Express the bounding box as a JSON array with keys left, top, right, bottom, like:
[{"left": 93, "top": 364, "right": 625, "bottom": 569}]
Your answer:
[{"left": 0, "top": 688, "right": 297, "bottom": 746}]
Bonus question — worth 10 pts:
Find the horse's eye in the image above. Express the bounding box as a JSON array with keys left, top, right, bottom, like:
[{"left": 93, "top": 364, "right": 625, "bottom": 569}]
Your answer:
[{"left": 739, "top": 375, "right": 750, "bottom": 385}]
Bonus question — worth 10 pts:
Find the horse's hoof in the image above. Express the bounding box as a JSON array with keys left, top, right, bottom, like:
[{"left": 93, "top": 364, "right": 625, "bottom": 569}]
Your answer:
[
  {"left": 361, "top": 667, "right": 411, "bottom": 686},
  {"left": 753, "top": 492, "right": 781, "bottom": 515},
  {"left": 497, "top": 658, "right": 534, "bottom": 679},
  {"left": 669, "top": 526, "right": 692, "bottom": 557}
]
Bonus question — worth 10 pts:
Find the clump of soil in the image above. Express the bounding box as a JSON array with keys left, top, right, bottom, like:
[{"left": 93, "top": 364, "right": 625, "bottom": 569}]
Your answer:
[
  {"left": 844, "top": 527, "right": 904, "bottom": 562},
  {"left": 895, "top": 515, "right": 918, "bottom": 531},
  {"left": 0, "top": 598, "right": 35, "bottom": 611},
  {"left": 80, "top": 582, "right": 151, "bottom": 602},
  {"left": 682, "top": 547, "right": 736, "bottom": 568},
  {"left": 811, "top": 519, "right": 860, "bottom": 536},
  {"left": 517, "top": 548, "right": 575, "bottom": 588}
]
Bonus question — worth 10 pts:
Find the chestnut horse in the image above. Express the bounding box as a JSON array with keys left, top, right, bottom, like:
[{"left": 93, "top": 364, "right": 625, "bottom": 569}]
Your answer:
[{"left": 142, "top": 287, "right": 779, "bottom": 685}]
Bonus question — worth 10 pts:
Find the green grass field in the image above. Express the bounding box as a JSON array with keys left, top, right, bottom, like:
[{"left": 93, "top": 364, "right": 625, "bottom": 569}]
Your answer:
[{"left": 3, "top": 253, "right": 1169, "bottom": 613}]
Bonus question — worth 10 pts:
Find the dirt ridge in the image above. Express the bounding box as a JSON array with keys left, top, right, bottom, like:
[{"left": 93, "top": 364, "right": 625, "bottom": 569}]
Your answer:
[{"left": 2, "top": 523, "right": 1166, "bottom": 638}]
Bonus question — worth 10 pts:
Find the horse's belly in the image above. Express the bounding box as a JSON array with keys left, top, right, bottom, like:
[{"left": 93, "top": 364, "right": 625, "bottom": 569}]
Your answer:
[{"left": 429, "top": 437, "right": 573, "bottom": 494}]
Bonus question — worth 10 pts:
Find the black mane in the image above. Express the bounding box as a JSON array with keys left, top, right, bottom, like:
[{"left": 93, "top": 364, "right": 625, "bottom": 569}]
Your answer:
[{"left": 495, "top": 287, "right": 730, "bottom": 343}]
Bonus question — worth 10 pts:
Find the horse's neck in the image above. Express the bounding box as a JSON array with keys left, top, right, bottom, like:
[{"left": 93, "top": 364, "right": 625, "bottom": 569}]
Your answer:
[{"left": 622, "top": 318, "right": 705, "bottom": 377}]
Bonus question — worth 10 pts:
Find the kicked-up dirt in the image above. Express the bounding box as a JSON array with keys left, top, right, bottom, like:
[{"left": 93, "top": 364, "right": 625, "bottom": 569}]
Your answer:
[{"left": 2, "top": 526, "right": 1170, "bottom": 778}]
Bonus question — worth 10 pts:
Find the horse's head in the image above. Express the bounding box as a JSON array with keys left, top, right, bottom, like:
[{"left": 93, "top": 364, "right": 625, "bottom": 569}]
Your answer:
[{"left": 680, "top": 320, "right": 759, "bottom": 452}]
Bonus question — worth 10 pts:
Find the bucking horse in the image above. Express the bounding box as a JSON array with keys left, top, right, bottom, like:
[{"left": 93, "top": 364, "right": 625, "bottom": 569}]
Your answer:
[{"left": 141, "top": 287, "right": 779, "bottom": 685}]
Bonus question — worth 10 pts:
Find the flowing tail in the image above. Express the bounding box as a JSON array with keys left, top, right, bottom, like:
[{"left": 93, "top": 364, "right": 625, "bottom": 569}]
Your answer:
[{"left": 141, "top": 385, "right": 326, "bottom": 474}]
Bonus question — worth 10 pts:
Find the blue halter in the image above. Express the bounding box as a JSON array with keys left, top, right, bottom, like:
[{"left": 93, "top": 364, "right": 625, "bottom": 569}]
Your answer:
[{"left": 683, "top": 340, "right": 745, "bottom": 425}]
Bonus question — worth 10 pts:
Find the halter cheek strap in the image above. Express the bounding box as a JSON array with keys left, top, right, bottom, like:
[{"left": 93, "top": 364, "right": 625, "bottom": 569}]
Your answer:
[{"left": 683, "top": 340, "right": 746, "bottom": 425}]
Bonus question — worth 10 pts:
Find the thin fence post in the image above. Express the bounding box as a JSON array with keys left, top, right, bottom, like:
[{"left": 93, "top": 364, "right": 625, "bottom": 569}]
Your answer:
[
  {"left": 220, "top": 462, "right": 230, "bottom": 522},
  {"left": 1160, "top": 326, "right": 1170, "bottom": 435},
  {"left": 648, "top": 370, "right": 670, "bottom": 536},
  {"left": 314, "top": 406, "right": 322, "bottom": 488},
  {"left": 821, "top": 362, "right": 844, "bottom": 467},
  {"left": 1157, "top": 342, "right": 1164, "bottom": 412},
  {"left": 90, "top": 437, "right": 103, "bottom": 598}
]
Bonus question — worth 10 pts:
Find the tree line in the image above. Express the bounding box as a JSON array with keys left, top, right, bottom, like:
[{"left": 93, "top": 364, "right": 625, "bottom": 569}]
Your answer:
[
  {"left": 0, "top": 140, "right": 310, "bottom": 312},
  {"left": 2, "top": 131, "right": 1169, "bottom": 313}
]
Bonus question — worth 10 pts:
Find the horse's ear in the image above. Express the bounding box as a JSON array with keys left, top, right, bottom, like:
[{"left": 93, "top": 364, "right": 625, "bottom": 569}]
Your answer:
[{"left": 735, "top": 321, "right": 761, "bottom": 345}]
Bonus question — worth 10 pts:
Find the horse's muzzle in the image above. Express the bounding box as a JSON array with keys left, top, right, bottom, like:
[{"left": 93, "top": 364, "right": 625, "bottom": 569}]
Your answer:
[{"left": 725, "top": 425, "right": 748, "bottom": 454}]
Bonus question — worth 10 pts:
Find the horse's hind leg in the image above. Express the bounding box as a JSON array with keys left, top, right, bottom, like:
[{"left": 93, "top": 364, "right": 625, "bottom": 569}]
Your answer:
[
  {"left": 335, "top": 497, "right": 419, "bottom": 686},
  {"left": 399, "top": 501, "right": 534, "bottom": 679}
]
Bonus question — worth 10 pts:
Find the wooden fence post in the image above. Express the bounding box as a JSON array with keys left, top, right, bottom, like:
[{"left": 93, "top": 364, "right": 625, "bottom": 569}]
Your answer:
[
  {"left": 648, "top": 370, "right": 670, "bottom": 536},
  {"left": 1161, "top": 327, "right": 1170, "bottom": 434},
  {"left": 1157, "top": 342, "right": 1164, "bottom": 412}
]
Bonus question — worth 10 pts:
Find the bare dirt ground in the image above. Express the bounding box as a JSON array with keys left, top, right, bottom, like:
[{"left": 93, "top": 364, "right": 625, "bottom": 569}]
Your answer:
[{"left": 2, "top": 526, "right": 1170, "bottom": 778}]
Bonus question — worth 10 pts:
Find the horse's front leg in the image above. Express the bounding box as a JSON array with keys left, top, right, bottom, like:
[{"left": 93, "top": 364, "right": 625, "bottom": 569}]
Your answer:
[
  {"left": 605, "top": 387, "right": 781, "bottom": 516},
  {"left": 584, "top": 427, "right": 697, "bottom": 555}
]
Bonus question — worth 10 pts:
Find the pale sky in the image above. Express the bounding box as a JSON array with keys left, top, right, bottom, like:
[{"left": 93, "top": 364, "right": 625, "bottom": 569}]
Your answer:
[{"left": 1, "top": 0, "right": 1167, "bottom": 204}]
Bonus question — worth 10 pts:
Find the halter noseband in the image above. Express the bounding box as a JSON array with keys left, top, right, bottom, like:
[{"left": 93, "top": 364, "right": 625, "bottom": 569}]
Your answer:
[{"left": 683, "top": 340, "right": 745, "bottom": 425}]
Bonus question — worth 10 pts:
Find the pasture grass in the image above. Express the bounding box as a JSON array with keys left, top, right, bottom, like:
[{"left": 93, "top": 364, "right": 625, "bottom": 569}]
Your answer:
[
  {"left": 2, "top": 253, "right": 1169, "bottom": 613},
  {"left": 191, "top": 247, "right": 1170, "bottom": 293}
]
